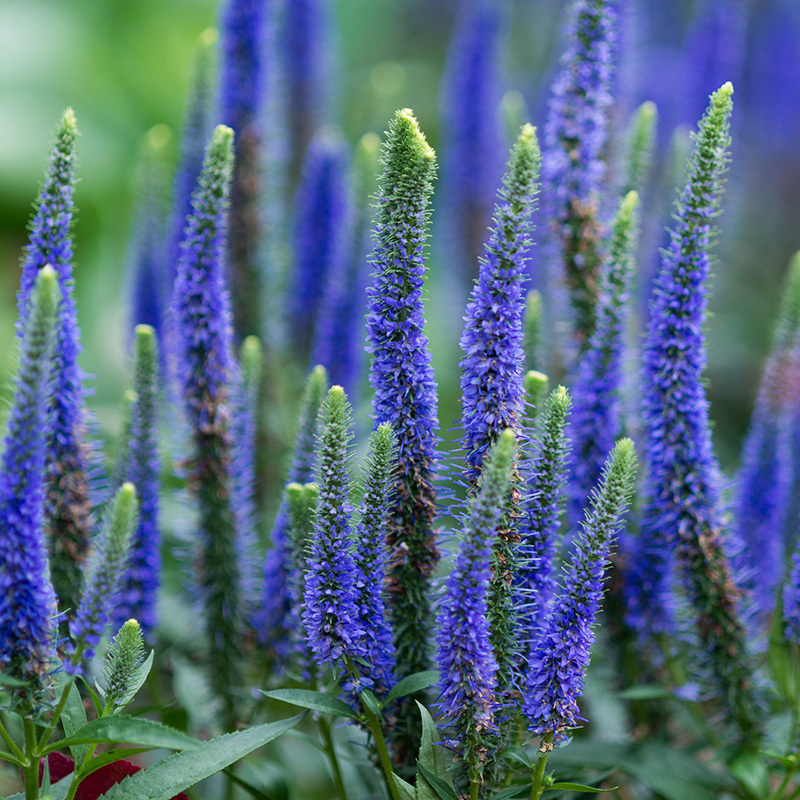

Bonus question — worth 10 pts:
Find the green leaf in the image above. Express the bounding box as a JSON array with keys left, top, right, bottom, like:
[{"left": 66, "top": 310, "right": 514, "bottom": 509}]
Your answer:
[
  {"left": 260, "top": 689, "right": 357, "bottom": 719},
  {"left": 490, "top": 785, "right": 531, "bottom": 800},
  {"left": 415, "top": 702, "right": 449, "bottom": 777},
  {"left": 761, "top": 750, "right": 797, "bottom": 769},
  {"left": 614, "top": 685, "right": 672, "bottom": 701},
  {"left": 416, "top": 763, "right": 458, "bottom": 800},
  {"left": 768, "top": 594, "right": 799, "bottom": 704},
  {"left": 392, "top": 774, "right": 417, "bottom": 800},
  {"left": 729, "top": 750, "right": 770, "bottom": 799},
  {"left": 547, "top": 782, "right": 616, "bottom": 793},
  {"left": 502, "top": 746, "right": 532, "bottom": 768},
  {"left": 359, "top": 688, "right": 381, "bottom": 716},
  {"left": 46, "top": 716, "right": 199, "bottom": 754},
  {"left": 61, "top": 680, "right": 90, "bottom": 764},
  {"left": 384, "top": 671, "right": 439, "bottom": 704},
  {"left": 94, "top": 715, "right": 302, "bottom": 800}
]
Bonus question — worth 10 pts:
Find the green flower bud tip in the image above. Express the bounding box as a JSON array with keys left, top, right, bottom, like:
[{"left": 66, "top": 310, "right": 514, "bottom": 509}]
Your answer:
[
  {"left": 620, "top": 189, "right": 639, "bottom": 218},
  {"left": 240, "top": 335, "right": 263, "bottom": 385},
  {"left": 524, "top": 370, "right": 549, "bottom": 406},
  {"left": 145, "top": 124, "right": 172, "bottom": 153},
  {"left": 102, "top": 618, "right": 147, "bottom": 707},
  {"left": 37, "top": 264, "right": 59, "bottom": 310},
  {"left": 392, "top": 108, "right": 435, "bottom": 163},
  {"left": 775, "top": 251, "right": 800, "bottom": 348},
  {"left": 200, "top": 26, "right": 218, "bottom": 47}
]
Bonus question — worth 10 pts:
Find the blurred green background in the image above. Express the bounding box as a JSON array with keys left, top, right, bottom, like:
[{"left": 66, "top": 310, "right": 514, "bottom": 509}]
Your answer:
[{"left": 1, "top": 0, "right": 798, "bottom": 470}]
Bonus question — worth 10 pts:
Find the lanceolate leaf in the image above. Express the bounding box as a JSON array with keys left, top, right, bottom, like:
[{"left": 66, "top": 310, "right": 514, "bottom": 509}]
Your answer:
[
  {"left": 384, "top": 670, "right": 439, "bottom": 704},
  {"left": 95, "top": 716, "right": 303, "bottom": 800},
  {"left": 260, "top": 689, "right": 357, "bottom": 719},
  {"left": 47, "top": 716, "right": 199, "bottom": 754}
]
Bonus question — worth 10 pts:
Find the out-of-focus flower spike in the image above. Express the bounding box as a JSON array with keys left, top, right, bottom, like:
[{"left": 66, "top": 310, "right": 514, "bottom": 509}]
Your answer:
[
  {"left": 784, "top": 551, "right": 800, "bottom": 645},
  {"left": 516, "top": 386, "right": 571, "bottom": 640},
  {"left": 459, "top": 124, "right": 541, "bottom": 481},
  {"left": 67, "top": 483, "right": 139, "bottom": 674},
  {"left": 172, "top": 125, "right": 243, "bottom": 723},
  {"left": 290, "top": 130, "right": 350, "bottom": 359},
  {"left": 736, "top": 253, "right": 800, "bottom": 632},
  {"left": 128, "top": 125, "right": 171, "bottom": 346},
  {"left": 17, "top": 108, "right": 92, "bottom": 623},
  {"left": 113, "top": 326, "right": 161, "bottom": 640},
  {"left": 620, "top": 101, "right": 657, "bottom": 198},
  {"left": 501, "top": 90, "right": 529, "bottom": 146},
  {"left": 302, "top": 387, "right": 362, "bottom": 670},
  {"left": 567, "top": 191, "right": 639, "bottom": 528},
  {"left": 625, "top": 83, "right": 761, "bottom": 742},
  {"left": 543, "top": 0, "right": 620, "bottom": 351},
  {"left": 219, "top": 0, "right": 274, "bottom": 338},
  {"left": 111, "top": 390, "right": 137, "bottom": 493},
  {"left": 436, "top": 429, "right": 516, "bottom": 790},
  {"left": 440, "top": 0, "right": 504, "bottom": 286},
  {"left": 522, "top": 289, "right": 543, "bottom": 374},
  {"left": 311, "top": 132, "right": 380, "bottom": 397},
  {"left": 523, "top": 370, "right": 549, "bottom": 423},
  {"left": 166, "top": 28, "right": 216, "bottom": 288},
  {"left": 278, "top": 0, "right": 332, "bottom": 184},
  {"left": 232, "top": 335, "right": 262, "bottom": 612},
  {"left": 353, "top": 423, "right": 398, "bottom": 697},
  {"left": 258, "top": 365, "right": 328, "bottom": 661},
  {"left": 366, "top": 108, "right": 439, "bottom": 683},
  {"left": 524, "top": 438, "right": 637, "bottom": 744},
  {"left": 0, "top": 267, "right": 60, "bottom": 692},
  {"left": 285, "top": 482, "right": 318, "bottom": 678}
]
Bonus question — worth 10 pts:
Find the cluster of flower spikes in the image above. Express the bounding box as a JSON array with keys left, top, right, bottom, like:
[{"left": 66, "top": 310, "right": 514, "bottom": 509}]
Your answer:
[
  {"left": 16, "top": 108, "right": 92, "bottom": 622},
  {"left": 736, "top": 253, "right": 800, "bottom": 635},
  {"left": 436, "top": 429, "right": 517, "bottom": 789},
  {"left": 259, "top": 365, "right": 327, "bottom": 665},
  {"left": 524, "top": 438, "right": 637, "bottom": 744},
  {"left": 302, "top": 386, "right": 397, "bottom": 698},
  {"left": 543, "top": 0, "right": 619, "bottom": 350},
  {"left": 171, "top": 123, "right": 245, "bottom": 724},
  {"left": 365, "top": 108, "right": 440, "bottom": 684},
  {"left": 0, "top": 267, "right": 60, "bottom": 692},
  {"left": 457, "top": 123, "right": 541, "bottom": 725},
  {"left": 112, "top": 325, "right": 162, "bottom": 640},
  {"left": 625, "top": 82, "right": 761, "bottom": 742}
]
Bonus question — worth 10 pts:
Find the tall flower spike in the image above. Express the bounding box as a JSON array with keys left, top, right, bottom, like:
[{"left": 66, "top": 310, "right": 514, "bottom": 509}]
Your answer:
[
  {"left": 352, "top": 423, "right": 398, "bottom": 697},
  {"left": 113, "top": 326, "right": 161, "bottom": 640},
  {"left": 172, "top": 125, "right": 243, "bottom": 723},
  {"left": 68, "top": 483, "right": 139, "bottom": 674},
  {"left": 567, "top": 191, "right": 639, "bottom": 528},
  {"left": 543, "top": 0, "right": 619, "bottom": 350},
  {"left": 17, "top": 108, "right": 92, "bottom": 621},
  {"left": 735, "top": 253, "right": 800, "bottom": 632},
  {"left": 101, "top": 619, "right": 147, "bottom": 713},
  {"left": 285, "top": 482, "right": 318, "bottom": 678},
  {"left": 784, "top": 551, "right": 800, "bottom": 645},
  {"left": 440, "top": 0, "right": 503, "bottom": 285},
  {"left": 459, "top": 124, "right": 541, "bottom": 480},
  {"left": 619, "top": 101, "right": 657, "bottom": 198},
  {"left": 302, "top": 387, "right": 362, "bottom": 670},
  {"left": 278, "top": 0, "right": 331, "bottom": 184},
  {"left": 232, "top": 336, "right": 263, "bottom": 612},
  {"left": 311, "top": 131, "right": 380, "bottom": 397},
  {"left": 436, "top": 429, "right": 516, "bottom": 791},
  {"left": 166, "top": 29, "right": 216, "bottom": 289},
  {"left": 626, "top": 83, "right": 761, "bottom": 741},
  {"left": 128, "top": 126, "right": 171, "bottom": 345},
  {"left": 366, "top": 109, "right": 439, "bottom": 682},
  {"left": 258, "top": 364, "right": 328, "bottom": 660},
  {"left": 524, "top": 438, "right": 637, "bottom": 744},
  {"left": 516, "top": 386, "right": 571, "bottom": 642},
  {"left": 0, "top": 267, "right": 59, "bottom": 690},
  {"left": 290, "top": 130, "right": 350, "bottom": 358},
  {"left": 219, "top": 0, "right": 273, "bottom": 338}
]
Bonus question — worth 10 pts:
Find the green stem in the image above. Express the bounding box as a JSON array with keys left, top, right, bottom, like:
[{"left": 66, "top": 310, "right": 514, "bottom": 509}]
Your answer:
[
  {"left": 319, "top": 717, "right": 349, "bottom": 800},
  {"left": 530, "top": 733, "right": 553, "bottom": 800},
  {"left": 63, "top": 743, "right": 98, "bottom": 800},
  {"left": 771, "top": 766, "right": 798, "bottom": 800},
  {"left": 23, "top": 718, "right": 39, "bottom": 800},
  {"left": 0, "top": 716, "right": 25, "bottom": 762},
  {"left": 362, "top": 704, "right": 401, "bottom": 800},
  {"left": 37, "top": 675, "right": 75, "bottom": 750},
  {"left": 469, "top": 773, "right": 480, "bottom": 800}
]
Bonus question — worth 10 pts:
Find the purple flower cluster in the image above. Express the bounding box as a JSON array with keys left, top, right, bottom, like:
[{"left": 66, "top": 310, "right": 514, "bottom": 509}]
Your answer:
[
  {"left": 459, "top": 124, "right": 540, "bottom": 480},
  {"left": 0, "top": 268, "right": 59, "bottom": 688}
]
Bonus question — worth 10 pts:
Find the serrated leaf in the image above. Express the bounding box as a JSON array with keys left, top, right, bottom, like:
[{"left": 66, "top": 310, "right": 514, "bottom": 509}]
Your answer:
[
  {"left": 61, "top": 680, "right": 89, "bottom": 764},
  {"left": 260, "top": 689, "right": 357, "bottom": 719},
  {"left": 82, "top": 749, "right": 149, "bottom": 776},
  {"left": 417, "top": 763, "right": 458, "bottom": 800},
  {"left": 415, "top": 702, "right": 449, "bottom": 778},
  {"left": 547, "top": 782, "right": 615, "bottom": 793},
  {"left": 46, "top": 716, "right": 199, "bottom": 754},
  {"left": 95, "top": 715, "right": 302, "bottom": 800},
  {"left": 614, "top": 685, "right": 672, "bottom": 701},
  {"left": 384, "top": 671, "right": 439, "bottom": 704},
  {"left": 392, "top": 773, "right": 417, "bottom": 800}
]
